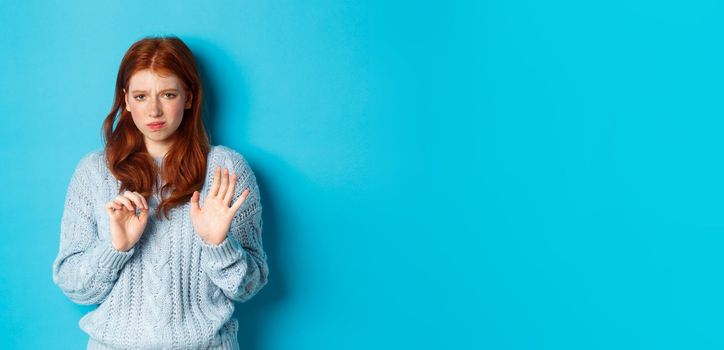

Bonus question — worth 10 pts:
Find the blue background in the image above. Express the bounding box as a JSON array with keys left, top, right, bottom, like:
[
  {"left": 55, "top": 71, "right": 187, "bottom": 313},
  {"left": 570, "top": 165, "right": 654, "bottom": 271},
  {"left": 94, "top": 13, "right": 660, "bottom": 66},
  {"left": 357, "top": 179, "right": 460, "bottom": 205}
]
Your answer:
[{"left": 1, "top": 0, "right": 722, "bottom": 349}]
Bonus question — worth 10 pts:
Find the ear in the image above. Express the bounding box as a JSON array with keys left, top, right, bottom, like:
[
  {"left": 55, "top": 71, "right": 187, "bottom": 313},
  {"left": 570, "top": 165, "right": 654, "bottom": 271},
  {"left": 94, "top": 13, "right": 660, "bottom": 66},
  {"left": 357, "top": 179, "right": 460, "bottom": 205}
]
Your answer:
[
  {"left": 185, "top": 92, "right": 193, "bottom": 110},
  {"left": 123, "top": 88, "right": 131, "bottom": 112}
]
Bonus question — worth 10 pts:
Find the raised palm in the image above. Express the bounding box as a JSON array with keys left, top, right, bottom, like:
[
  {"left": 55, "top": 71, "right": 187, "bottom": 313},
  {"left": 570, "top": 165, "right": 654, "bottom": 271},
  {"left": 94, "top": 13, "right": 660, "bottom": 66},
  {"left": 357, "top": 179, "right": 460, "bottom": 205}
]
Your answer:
[{"left": 190, "top": 166, "right": 250, "bottom": 245}]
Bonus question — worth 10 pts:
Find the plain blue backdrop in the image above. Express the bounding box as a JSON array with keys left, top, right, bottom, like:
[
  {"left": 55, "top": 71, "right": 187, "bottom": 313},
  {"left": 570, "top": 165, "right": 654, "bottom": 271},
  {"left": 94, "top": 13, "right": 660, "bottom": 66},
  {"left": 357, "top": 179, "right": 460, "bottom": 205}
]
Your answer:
[{"left": 1, "top": 0, "right": 723, "bottom": 349}]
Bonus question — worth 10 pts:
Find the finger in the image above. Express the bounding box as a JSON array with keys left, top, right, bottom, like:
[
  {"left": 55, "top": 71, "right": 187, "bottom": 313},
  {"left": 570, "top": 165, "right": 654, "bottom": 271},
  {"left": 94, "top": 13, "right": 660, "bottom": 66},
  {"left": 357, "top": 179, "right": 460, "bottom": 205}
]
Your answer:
[
  {"left": 210, "top": 166, "right": 221, "bottom": 197},
  {"left": 190, "top": 191, "right": 201, "bottom": 212},
  {"left": 105, "top": 201, "right": 119, "bottom": 211},
  {"left": 114, "top": 195, "right": 134, "bottom": 211},
  {"left": 138, "top": 207, "right": 149, "bottom": 223},
  {"left": 223, "top": 172, "right": 237, "bottom": 206},
  {"left": 133, "top": 191, "right": 148, "bottom": 209},
  {"left": 105, "top": 206, "right": 120, "bottom": 218},
  {"left": 105, "top": 203, "right": 117, "bottom": 214},
  {"left": 123, "top": 191, "right": 145, "bottom": 210},
  {"left": 106, "top": 199, "right": 125, "bottom": 212},
  {"left": 218, "top": 168, "right": 229, "bottom": 198},
  {"left": 231, "top": 188, "right": 251, "bottom": 213}
]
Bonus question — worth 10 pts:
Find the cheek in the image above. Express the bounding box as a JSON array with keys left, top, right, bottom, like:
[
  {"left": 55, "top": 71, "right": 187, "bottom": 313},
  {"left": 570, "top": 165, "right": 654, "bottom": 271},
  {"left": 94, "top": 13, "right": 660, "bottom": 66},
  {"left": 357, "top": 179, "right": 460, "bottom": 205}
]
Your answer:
[
  {"left": 127, "top": 100, "right": 145, "bottom": 115},
  {"left": 127, "top": 105, "right": 144, "bottom": 123},
  {"left": 166, "top": 102, "right": 186, "bottom": 122}
]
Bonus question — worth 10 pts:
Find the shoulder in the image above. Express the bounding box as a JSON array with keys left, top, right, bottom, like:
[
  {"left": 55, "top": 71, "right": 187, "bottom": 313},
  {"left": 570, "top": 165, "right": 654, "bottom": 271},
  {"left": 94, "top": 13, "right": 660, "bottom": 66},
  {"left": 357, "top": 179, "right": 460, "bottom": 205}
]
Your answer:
[
  {"left": 65, "top": 149, "right": 107, "bottom": 196},
  {"left": 72, "top": 149, "right": 106, "bottom": 177},
  {"left": 208, "top": 145, "right": 252, "bottom": 172},
  {"left": 209, "top": 144, "right": 246, "bottom": 162},
  {"left": 207, "top": 145, "right": 259, "bottom": 187}
]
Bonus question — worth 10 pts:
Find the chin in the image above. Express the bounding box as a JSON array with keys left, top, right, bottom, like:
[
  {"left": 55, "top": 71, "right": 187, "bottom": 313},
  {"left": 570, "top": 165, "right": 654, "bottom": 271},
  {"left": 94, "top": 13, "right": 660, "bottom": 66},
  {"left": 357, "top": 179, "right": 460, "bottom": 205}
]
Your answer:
[{"left": 145, "top": 134, "right": 164, "bottom": 141}]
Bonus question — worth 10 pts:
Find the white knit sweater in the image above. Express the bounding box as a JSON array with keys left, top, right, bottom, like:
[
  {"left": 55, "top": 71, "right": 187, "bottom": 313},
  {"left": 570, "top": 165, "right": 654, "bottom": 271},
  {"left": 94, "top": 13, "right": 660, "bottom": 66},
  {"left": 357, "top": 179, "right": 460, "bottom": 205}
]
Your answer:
[{"left": 52, "top": 145, "right": 268, "bottom": 350}]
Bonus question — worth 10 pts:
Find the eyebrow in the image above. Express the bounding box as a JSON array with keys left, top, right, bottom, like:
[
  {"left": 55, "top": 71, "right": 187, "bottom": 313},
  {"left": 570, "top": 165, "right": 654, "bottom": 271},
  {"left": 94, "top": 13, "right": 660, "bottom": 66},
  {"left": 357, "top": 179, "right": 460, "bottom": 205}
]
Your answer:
[{"left": 130, "top": 88, "right": 180, "bottom": 94}]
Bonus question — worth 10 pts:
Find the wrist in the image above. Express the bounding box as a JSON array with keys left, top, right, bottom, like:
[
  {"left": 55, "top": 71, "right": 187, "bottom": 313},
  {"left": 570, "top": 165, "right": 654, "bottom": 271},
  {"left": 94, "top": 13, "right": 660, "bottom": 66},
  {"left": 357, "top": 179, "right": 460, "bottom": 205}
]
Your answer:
[
  {"left": 201, "top": 234, "right": 226, "bottom": 246},
  {"left": 111, "top": 239, "right": 133, "bottom": 252}
]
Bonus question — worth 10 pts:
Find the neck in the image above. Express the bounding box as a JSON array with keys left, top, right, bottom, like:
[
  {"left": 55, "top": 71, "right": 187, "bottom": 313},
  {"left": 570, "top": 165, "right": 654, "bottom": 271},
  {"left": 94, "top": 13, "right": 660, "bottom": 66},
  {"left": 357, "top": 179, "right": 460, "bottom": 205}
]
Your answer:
[{"left": 144, "top": 137, "right": 173, "bottom": 159}]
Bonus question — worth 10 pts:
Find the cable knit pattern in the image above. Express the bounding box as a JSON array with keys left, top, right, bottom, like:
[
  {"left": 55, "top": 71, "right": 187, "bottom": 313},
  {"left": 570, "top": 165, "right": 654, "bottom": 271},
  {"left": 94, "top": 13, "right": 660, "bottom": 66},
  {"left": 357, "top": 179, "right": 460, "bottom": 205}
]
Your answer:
[{"left": 52, "top": 145, "right": 268, "bottom": 350}]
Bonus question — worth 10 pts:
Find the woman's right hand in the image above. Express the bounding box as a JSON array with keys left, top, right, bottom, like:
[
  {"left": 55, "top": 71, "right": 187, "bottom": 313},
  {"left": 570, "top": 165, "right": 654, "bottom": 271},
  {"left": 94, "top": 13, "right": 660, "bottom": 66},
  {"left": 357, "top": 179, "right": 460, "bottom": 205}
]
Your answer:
[{"left": 104, "top": 190, "right": 149, "bottom": 252}]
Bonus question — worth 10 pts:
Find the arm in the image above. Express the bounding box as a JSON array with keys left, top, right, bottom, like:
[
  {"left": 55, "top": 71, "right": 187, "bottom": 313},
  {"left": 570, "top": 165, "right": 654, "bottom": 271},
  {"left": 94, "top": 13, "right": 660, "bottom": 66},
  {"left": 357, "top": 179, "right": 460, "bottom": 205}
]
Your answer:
[
  {"left": 199, "top": 152, "right": 269, "bottom": 303},
  {"left": 52, "top": 153, "right": 135, "bottom": 305}
]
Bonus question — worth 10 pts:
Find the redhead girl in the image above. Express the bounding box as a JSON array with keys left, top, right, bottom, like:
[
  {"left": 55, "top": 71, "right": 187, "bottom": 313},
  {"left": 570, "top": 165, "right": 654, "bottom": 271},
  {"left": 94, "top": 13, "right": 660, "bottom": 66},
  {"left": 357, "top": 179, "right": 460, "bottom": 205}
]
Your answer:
[{"left": 52, "top": 36, "right": 268, "bottom": 350}]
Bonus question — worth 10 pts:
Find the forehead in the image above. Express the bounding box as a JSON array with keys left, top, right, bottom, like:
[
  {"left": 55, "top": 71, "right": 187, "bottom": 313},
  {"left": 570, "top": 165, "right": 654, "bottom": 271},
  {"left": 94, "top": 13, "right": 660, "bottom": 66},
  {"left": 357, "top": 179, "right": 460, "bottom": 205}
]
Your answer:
[{"left": 128, "top": 69, "right": 182, "bottom": 89}]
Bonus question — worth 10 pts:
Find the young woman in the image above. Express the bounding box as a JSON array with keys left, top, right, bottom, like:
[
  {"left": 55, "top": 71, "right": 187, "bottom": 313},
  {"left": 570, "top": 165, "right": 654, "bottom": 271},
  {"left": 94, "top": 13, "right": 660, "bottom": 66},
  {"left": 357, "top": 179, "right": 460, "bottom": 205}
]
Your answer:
[{"left": 52, "top": 36, "right": 269, "bottom": 350}]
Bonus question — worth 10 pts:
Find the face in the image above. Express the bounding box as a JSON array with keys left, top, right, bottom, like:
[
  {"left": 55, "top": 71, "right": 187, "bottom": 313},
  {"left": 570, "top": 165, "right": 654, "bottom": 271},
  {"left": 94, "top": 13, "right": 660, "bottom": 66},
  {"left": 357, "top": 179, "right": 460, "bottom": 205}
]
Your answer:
[{"left": 123, "top": 69, "right": 192, "bottom": 149}]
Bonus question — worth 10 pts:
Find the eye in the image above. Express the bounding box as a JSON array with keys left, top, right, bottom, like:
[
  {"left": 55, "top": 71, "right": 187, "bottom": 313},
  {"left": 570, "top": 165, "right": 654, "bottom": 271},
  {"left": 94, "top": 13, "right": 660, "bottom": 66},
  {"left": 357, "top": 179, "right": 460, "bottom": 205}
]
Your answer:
[
  {"left": 164, "top": 92, "right": 178, "bottom": 98},
  {"left": 133, "top": 94, "right": 145, "bottom": 101}
]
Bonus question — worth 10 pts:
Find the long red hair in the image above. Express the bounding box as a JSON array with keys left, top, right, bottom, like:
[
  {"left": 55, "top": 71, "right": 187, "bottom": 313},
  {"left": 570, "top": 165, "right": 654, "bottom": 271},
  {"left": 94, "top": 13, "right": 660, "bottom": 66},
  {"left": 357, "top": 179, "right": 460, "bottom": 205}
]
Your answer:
[{"left": 102, "top": 36, "right": 210, "bottom": 221}]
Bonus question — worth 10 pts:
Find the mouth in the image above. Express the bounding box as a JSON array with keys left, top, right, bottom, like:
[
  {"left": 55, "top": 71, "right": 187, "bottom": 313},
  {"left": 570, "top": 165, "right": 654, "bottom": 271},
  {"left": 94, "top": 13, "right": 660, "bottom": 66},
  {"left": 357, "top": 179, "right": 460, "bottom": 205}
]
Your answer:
[{"left": 147, "top": 122, "right": 165, "bottom": 131}]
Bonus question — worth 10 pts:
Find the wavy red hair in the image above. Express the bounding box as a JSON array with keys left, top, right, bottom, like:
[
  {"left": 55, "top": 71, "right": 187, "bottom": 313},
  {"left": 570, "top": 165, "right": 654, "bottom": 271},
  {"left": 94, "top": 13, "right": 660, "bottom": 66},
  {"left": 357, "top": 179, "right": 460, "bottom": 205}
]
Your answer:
[{"left": 102, "top": 36, "right": 210, "bottom": 221}]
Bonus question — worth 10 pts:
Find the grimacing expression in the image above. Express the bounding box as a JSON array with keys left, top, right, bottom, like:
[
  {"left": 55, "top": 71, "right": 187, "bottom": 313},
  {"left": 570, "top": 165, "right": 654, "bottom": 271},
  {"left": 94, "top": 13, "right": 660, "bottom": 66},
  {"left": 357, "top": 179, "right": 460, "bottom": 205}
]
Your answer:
[{"left": 123, "top": 69, "right": 192, "bottom": 145}]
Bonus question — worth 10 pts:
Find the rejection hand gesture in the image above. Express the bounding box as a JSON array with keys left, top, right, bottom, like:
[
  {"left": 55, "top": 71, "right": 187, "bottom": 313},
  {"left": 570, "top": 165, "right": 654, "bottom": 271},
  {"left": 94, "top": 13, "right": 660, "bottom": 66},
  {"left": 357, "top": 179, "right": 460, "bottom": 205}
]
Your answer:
[
  {"left": 190, "top": 166, "right": 251, "bottom": 245},
  {"left": 105, "top": 190, "right": 149, "bottom": 252}
]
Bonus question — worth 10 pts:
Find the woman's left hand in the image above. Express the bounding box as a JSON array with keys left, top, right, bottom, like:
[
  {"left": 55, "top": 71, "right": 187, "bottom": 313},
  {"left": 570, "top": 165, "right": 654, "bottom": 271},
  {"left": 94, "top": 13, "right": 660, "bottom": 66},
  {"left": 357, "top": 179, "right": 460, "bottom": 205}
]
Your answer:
[{"left": 190, "top": 166, "right": 251, "bottom": 245}]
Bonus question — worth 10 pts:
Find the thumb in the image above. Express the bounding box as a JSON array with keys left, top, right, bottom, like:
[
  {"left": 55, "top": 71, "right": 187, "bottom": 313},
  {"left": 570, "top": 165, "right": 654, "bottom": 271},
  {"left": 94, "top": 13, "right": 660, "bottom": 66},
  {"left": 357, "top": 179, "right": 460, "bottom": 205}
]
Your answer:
[
  {"left": 138, "top": 208, "right": 149, "bottom": 222},
  {"left": 190, "top": 191, "right": 201, "bottom": 212}
]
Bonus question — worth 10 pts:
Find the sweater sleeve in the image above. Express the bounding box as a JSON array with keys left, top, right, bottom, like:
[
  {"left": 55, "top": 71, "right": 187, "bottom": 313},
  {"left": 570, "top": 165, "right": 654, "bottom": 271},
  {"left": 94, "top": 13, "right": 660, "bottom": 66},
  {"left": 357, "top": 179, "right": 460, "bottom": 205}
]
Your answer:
[
  {"left": 199, "top": 151, "right": 269, "bottom": 303},
  {"left": 52, "top": 153, "right": 135, "bottom": 305}
]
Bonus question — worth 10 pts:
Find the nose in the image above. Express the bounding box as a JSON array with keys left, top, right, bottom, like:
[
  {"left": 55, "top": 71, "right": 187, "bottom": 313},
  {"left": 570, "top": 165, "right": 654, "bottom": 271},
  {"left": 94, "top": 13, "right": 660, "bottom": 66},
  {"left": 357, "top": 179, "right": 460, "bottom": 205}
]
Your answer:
[{"left": 148, "top": 97, "right": 163, "bottom": 118}]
